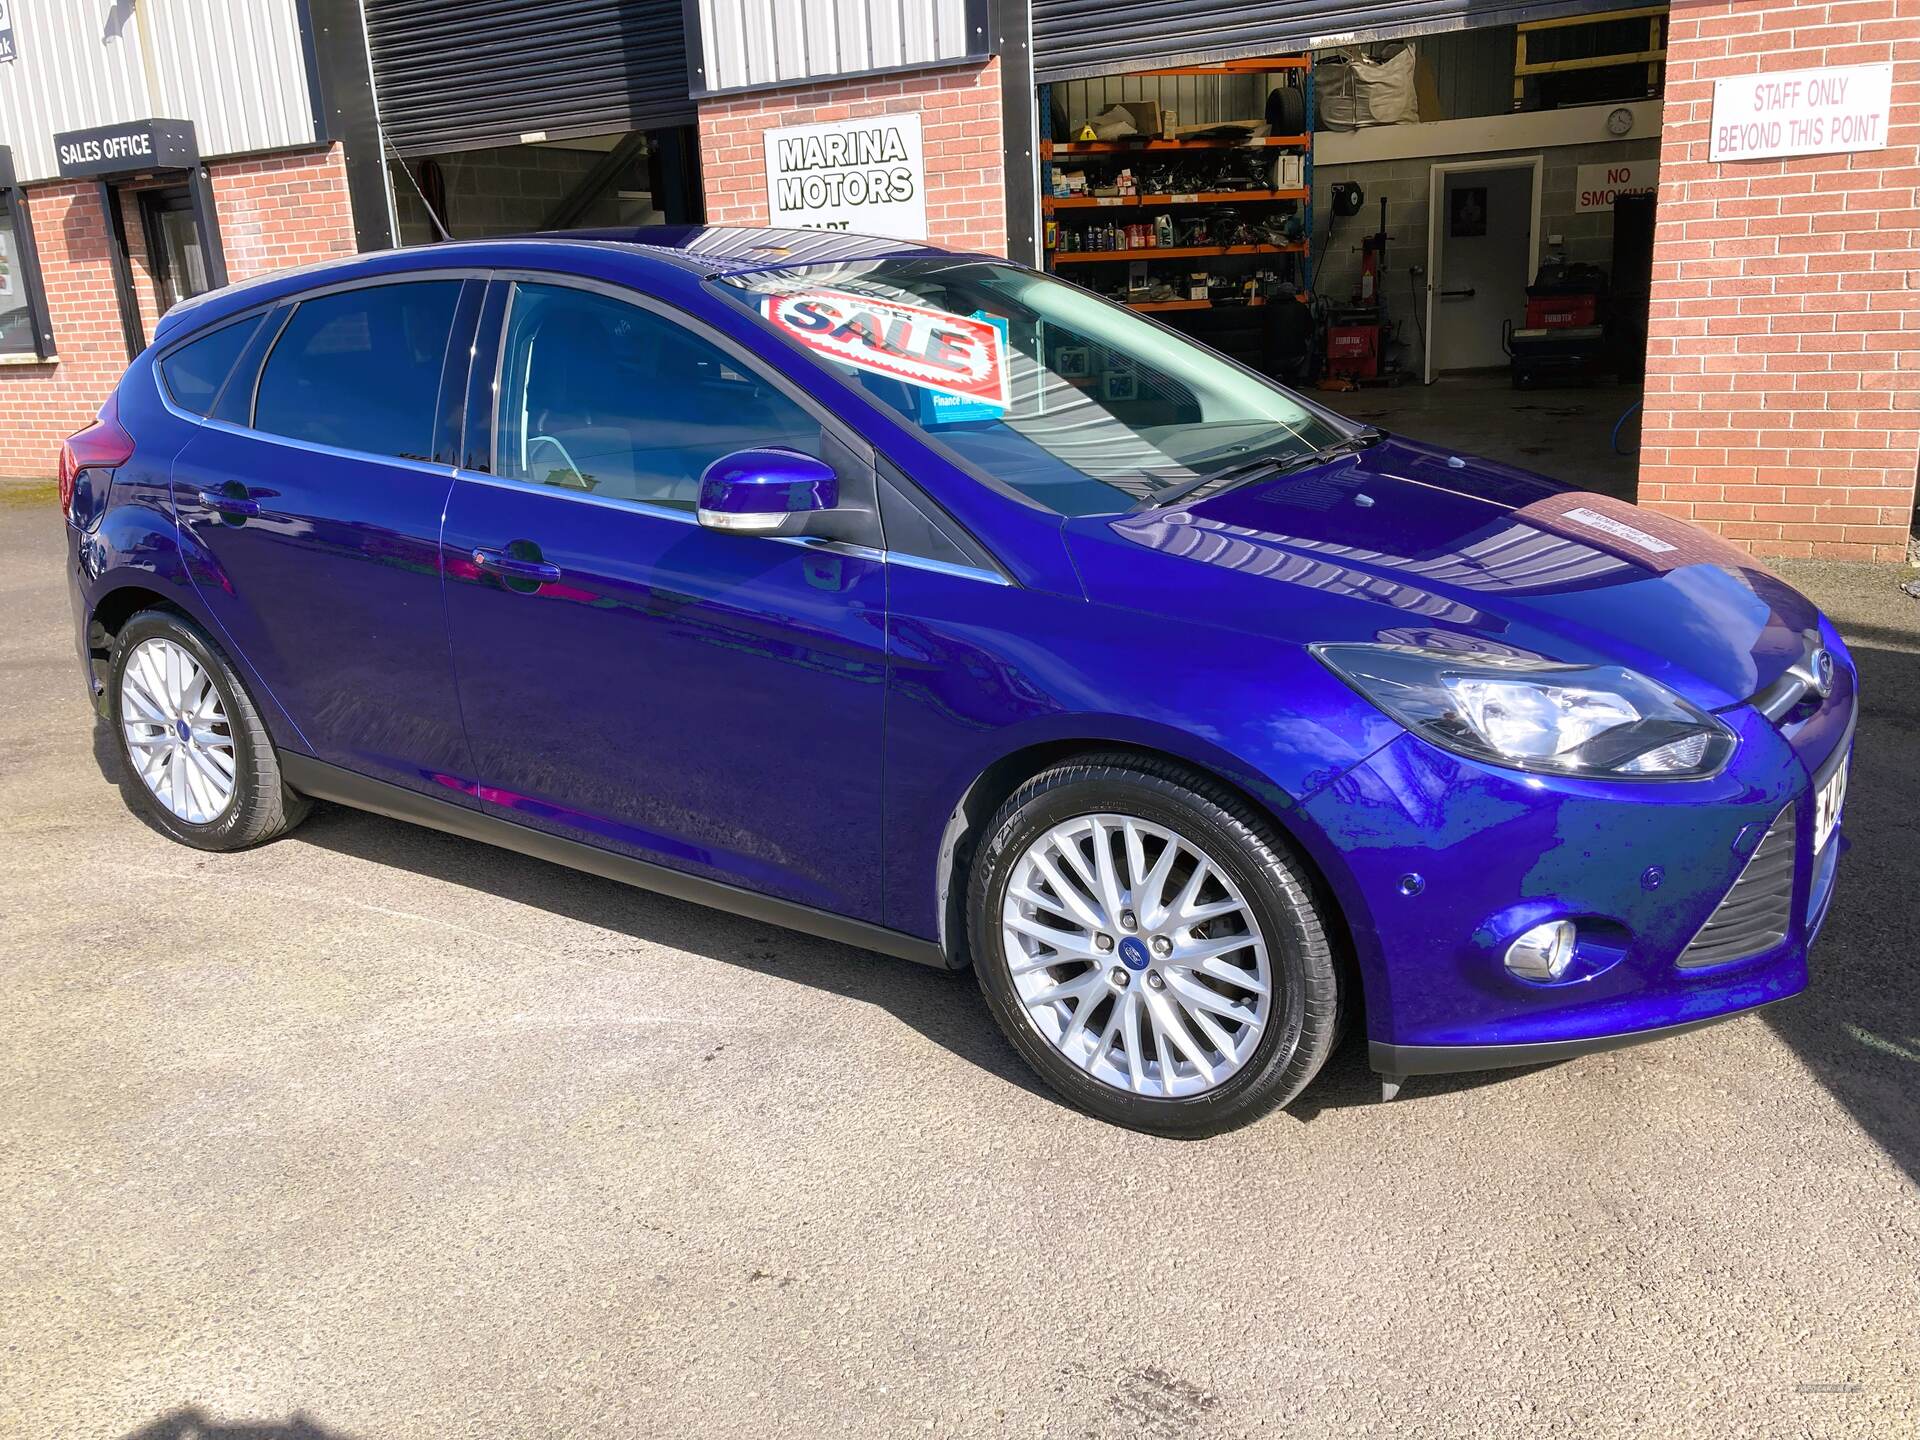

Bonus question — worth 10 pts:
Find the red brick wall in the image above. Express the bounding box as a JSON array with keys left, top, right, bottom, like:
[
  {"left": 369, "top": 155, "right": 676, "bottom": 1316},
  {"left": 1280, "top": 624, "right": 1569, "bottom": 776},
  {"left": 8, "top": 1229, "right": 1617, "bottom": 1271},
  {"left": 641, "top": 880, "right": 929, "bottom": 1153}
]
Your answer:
[
  {"left": 698, "top": 59, "right": 1008, "bottom": 256},
  {"left": 1638, "top": 0, "right": 1920, "bottom": 563},
  {"left": 0, "top": 144, "right": 357, "bottom": 478}
]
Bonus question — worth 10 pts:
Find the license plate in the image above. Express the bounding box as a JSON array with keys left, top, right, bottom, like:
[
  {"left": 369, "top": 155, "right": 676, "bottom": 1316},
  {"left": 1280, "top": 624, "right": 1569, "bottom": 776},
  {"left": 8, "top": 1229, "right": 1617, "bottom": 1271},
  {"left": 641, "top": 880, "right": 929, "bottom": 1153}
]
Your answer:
[{"left": 1813, "top": 755, "right": 1849, "bottom": 854}]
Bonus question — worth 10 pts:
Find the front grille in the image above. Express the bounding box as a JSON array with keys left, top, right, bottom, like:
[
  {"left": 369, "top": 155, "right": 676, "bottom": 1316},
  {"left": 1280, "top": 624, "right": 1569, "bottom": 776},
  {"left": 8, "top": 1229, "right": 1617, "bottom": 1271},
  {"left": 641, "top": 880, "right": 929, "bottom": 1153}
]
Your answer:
[{"left": 1677, "top": 804, "right": 1796, "bottom": 968}]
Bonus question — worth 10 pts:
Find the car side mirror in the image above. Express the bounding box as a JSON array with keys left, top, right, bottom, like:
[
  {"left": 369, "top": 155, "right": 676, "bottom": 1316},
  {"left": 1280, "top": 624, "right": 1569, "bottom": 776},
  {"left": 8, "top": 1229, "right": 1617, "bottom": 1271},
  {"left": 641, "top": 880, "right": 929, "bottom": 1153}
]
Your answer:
[{"left": 696, "top": 448, "right": 839, "bottom": 536}]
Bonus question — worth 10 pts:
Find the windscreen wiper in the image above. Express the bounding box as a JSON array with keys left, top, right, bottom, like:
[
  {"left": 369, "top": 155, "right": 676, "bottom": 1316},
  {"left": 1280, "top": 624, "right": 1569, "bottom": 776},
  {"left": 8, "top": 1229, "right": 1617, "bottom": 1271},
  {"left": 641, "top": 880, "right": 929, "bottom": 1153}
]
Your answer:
[
  {"left": 1308, "top": 426, "right": 1388, "bottom": 464},
  {"left": 1141, "top": 426, "right": 1387, "bottom": 510}
]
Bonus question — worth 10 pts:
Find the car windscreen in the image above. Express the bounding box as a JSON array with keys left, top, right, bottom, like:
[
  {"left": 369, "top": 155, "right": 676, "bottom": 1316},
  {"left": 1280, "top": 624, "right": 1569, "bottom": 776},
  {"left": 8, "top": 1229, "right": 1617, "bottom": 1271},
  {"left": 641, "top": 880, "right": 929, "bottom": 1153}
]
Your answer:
[{"left": 709, "top": 259, "right": 1349, "bottom": 517}]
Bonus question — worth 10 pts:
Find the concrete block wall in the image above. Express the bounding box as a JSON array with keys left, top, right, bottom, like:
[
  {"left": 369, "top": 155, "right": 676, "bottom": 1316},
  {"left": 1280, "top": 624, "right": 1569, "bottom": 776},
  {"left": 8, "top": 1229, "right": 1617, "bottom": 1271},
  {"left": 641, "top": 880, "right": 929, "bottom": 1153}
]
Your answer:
[
  {"left": 1540, "top": 139, "right": 1666, "bottom": 259},
  {"left": 698, "top": 59, "right": 1007, "bottom": 255},
  {"left": 1311, "top": 137, "right": 1660, "bottom": 315},
  {"left": 0, "top": 145, "right": 355, "bottom": 478},
  {"left": 1638, "top": 0, "right": 1920, "bottom": 563},
  {"left": 1309, "top": 158, "right": 1433, "bottom": 310}
]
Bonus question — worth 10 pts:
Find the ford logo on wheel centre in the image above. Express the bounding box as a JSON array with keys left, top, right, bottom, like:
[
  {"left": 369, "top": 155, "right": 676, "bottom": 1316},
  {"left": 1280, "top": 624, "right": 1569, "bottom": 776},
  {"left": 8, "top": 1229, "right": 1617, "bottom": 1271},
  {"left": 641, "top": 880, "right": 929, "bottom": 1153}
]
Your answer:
[{"left": 1118, "top": 936, "right": 1151, "bottom": 971}]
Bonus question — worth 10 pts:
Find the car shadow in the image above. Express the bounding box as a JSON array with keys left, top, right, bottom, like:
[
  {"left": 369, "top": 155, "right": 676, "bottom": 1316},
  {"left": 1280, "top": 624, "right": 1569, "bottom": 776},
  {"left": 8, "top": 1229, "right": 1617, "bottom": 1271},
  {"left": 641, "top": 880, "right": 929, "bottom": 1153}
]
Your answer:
[
  {"left": 1759, "top": 634, "right": 1920, "bottom": 1187},
  {"left": 283, "top": 792, "right": 1550, "bottom": 1120},
  {"left": 266, "top": 785, "right": 1055, "bottom": 1106},
  {"left": 123, "top": 1409, "right": 350, "bottom": 1440},
  {"left": 86, "top": 717, "right": 1570, "bottom": 1121},
  {"left": 88, "top": 626, "right": 1918, "bottom": 1146}
]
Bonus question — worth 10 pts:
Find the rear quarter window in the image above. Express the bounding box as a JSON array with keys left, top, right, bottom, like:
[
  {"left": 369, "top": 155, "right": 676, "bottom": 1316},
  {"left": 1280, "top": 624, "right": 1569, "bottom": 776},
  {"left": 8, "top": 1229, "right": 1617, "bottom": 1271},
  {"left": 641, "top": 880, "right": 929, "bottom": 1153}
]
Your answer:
[
  {"left": 158, "top": 314, "right": 265, "bottom": 416},
  {"left": 251, "top": 281, "right": 461, "bottom": 462}
]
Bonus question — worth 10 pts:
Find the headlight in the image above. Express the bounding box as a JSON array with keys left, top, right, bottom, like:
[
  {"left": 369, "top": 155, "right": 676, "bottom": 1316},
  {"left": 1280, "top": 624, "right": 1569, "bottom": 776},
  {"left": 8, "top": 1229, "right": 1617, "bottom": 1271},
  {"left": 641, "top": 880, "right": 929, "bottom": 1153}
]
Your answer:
[{"left": 1314, "top": 644, "right": 1737, "bottom": 780}]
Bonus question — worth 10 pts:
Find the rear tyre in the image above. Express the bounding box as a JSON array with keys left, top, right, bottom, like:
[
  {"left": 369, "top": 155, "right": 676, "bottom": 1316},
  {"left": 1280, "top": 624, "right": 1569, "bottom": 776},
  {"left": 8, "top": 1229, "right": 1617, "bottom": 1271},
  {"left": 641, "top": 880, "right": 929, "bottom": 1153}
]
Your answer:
[
  {"left": 107, "top": 609, "right": 309, "bottom": 851},
  {"left": 968, "top": 754, "right": 1341, "bottom": 1137}
]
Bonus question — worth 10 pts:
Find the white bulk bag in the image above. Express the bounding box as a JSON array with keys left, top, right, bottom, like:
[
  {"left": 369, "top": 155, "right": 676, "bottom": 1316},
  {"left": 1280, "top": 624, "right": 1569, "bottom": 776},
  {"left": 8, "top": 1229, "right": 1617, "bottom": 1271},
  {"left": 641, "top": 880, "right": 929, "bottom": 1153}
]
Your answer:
[{"left": 1317, "top": 46, "right": 1419, "bottom": 130}]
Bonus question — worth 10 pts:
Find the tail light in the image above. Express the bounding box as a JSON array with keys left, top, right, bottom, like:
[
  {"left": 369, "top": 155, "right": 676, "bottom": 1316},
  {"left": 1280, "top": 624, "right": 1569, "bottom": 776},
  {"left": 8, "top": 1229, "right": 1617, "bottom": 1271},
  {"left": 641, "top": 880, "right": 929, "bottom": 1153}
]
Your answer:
[{"left": 59, "top": 392, "right": 135, "bottom": 519}]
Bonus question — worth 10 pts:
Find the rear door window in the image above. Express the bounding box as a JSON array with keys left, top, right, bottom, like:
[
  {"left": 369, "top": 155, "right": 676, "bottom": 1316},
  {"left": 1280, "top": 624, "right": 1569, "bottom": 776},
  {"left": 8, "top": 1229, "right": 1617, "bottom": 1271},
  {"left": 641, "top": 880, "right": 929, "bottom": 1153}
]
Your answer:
[
  {"left": 159, "top": 313, "right": 265, "bottom": 416},
  {"left": 253, "top": 281, "right": 461, "bottom": 461}
]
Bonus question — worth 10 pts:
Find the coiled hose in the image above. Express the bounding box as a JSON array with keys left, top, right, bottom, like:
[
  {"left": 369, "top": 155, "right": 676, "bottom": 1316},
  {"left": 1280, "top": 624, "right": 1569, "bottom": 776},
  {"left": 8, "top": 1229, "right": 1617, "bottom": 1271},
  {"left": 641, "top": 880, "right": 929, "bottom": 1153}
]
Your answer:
[{"left": 1611, "top": 400, "right": 1643, "bottom": 457}]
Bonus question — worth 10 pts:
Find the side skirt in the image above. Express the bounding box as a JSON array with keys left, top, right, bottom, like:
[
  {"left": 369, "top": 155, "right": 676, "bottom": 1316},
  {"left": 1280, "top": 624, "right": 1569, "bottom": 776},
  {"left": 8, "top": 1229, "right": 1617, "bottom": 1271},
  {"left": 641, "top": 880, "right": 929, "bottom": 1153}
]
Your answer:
[{"left": 280, "top": 753, "right": 953, "bottom": 970}]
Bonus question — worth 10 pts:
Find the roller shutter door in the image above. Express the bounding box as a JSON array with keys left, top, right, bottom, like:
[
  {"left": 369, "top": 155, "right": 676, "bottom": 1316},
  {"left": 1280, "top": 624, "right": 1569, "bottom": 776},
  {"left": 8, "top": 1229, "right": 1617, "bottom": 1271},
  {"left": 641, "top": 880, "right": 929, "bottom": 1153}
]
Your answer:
[
  {"left": 1033, "top": 0, "right": 1633, "bottom": 83},
  {"left": 366, "top": 0, "right": 694, "bottom": 156}
]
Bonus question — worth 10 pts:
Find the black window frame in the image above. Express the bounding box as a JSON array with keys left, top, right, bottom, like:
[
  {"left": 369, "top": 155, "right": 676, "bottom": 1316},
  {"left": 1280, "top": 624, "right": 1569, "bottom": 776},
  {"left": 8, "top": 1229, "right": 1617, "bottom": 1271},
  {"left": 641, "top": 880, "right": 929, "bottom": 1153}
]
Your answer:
[
  {"left": 154, "top": 310, "right": 269, "bottom": 417},
  {"left": 245, "top": 273, "right": 472, "bottom": 466},
  {"left": 136, "top": 184, "right": 209, "bottom": 316},
  {"left": 152, "top": 269, "right": 486, "bottom": 473},
  {"left": 877, "top": 459, "right": 1006, "bottom": 577},
  {"left": 0, "top": 148, "right": 57, "bottom": 362}
]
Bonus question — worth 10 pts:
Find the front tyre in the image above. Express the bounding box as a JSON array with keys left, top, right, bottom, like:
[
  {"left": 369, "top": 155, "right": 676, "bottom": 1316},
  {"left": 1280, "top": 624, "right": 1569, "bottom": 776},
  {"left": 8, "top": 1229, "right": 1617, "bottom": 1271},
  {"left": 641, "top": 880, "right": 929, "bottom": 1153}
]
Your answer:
[
  {"left": 968, "top": 755, "right": 1340, "bottom": 1137},
  {"left": 108, "top": 610, "right": 309, "bottom": 851}
]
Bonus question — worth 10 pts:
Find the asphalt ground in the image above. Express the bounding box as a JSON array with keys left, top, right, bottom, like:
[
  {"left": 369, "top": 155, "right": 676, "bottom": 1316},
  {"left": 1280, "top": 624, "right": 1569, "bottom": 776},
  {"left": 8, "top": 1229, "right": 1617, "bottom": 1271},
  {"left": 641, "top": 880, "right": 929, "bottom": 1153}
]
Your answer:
[{"left": 3, "top": 485, "right": 1917, "bottom": 1438}]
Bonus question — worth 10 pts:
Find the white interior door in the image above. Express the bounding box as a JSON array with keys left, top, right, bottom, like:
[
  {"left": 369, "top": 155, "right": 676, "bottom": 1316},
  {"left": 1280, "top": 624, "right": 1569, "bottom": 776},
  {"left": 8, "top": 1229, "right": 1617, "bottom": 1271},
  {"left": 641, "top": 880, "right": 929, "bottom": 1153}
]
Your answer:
[{"left": 1425, "top": 157, "right": 1543, "bottom": 382}]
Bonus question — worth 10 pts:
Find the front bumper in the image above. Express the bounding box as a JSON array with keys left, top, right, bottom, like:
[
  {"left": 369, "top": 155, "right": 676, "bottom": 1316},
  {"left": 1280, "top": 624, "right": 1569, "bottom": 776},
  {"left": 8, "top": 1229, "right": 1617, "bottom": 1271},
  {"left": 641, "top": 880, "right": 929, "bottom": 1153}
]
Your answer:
[
  {"left": 1371, "top": 1003, "right": 1786, "bottom": 1078},
  {"left": 1300, "top": 669, "right": 1854, "bottom": 1078}
]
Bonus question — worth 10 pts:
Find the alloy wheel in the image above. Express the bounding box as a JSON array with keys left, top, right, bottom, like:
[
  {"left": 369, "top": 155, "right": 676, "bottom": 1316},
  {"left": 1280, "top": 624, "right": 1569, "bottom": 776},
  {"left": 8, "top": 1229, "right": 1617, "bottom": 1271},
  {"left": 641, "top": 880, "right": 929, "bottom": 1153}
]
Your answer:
[
  {"left": 119, "top": 636, "right": 238, "bottom": 825},
  {"left": 1001, "top": 813, "right": 1272, "bottom": 1098}
]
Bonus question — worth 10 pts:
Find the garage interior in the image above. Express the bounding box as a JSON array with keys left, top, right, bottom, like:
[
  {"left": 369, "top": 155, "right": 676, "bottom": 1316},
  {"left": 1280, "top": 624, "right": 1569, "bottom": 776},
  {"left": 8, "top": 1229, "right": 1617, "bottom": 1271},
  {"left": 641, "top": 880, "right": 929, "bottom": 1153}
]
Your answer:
[{"left": 1038, "top": 5, "right": 1672, "bottom": 503}]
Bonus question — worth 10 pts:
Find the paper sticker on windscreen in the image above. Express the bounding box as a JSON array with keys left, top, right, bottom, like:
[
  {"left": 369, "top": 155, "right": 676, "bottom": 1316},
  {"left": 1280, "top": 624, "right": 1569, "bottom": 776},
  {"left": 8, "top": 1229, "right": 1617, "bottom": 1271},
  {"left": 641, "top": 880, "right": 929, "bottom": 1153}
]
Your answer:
[{"left": 763, "top": 291, "right": 1010, "bottom": 411}]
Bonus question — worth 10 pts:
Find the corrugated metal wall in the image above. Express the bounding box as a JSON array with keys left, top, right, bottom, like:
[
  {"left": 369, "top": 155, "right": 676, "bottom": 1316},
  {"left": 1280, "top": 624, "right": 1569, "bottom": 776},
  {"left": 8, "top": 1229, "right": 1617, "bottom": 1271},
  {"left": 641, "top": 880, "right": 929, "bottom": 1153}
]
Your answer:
[
  {"left": 0, "top": 0, "right": 316, "bottom": 183},
  {"left": 692, "top": 0, "right": 980, "bottom": 96},
  {"left": 1416, "top": 24, "right": 1520, "bottom": 121},
  {"left": 365, "top": 0, "right": 694, "bottom": 157},
  {"left": 1031, "top": 0, "right": 1626, "bottom": 83}
]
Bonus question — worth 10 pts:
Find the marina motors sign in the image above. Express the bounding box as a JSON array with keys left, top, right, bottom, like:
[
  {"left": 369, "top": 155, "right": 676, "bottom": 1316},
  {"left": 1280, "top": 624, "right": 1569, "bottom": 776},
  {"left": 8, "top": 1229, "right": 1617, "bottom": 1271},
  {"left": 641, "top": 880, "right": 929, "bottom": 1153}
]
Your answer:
[
  {"left": 763, "top": 114, "right": 928, "bottom": 241},
  {"left": 1710, "top": 63, "right": 1893, "bottom": 162}
]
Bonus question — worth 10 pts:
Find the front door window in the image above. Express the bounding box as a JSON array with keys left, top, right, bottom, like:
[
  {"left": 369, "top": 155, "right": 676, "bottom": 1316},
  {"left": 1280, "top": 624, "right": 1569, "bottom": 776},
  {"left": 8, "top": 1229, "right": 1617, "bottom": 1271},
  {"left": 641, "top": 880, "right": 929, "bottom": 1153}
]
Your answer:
[{"left": 494, "top": 282, "right": 824, "bottom": 510}]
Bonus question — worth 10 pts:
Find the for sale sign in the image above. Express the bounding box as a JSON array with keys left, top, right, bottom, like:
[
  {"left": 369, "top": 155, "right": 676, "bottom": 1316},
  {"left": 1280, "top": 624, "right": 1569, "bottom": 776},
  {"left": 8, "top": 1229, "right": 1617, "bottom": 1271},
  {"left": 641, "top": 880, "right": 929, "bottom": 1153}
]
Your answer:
[
  {"left": 763, "top": 290, "right": 1010, "bottom": 408},
  {"left": 1710, "top": 63, "right": 1893, "bottom": 162},
  {"left": 764, "top": 115, "right": 927, "bottom": 241},
  {"left": 1575, "top": 160, "right": 1656, "bottom": 212}
]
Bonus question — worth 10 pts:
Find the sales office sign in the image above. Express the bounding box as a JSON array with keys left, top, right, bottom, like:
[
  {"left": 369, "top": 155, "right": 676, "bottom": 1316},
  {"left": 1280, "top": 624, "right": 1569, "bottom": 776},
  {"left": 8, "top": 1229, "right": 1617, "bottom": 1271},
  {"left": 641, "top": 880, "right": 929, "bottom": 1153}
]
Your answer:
[
  {"left": 763, "top": 114, "right": 928, "bottom": 241},
  {"left": 1710, "top": 62, "right": 1893, "bottom": 161},
  {"left": 54, "top": 118, "right": 199, "bottom": 179}
]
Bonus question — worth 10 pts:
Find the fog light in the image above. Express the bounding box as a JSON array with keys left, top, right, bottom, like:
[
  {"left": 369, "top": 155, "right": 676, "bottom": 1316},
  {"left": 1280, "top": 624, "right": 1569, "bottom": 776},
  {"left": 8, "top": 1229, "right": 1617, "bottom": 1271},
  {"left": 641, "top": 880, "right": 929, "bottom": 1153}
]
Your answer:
[{"left": 1505, "top": 920, "right": 1577, "bottom": 982}]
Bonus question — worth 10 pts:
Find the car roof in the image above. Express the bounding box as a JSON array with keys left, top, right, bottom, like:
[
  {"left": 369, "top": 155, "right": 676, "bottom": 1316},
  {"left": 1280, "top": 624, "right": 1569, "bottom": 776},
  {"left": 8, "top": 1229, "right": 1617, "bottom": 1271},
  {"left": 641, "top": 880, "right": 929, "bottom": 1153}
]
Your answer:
[
  {"left": 152, "top": 225, "right": 998, "bottom": 346},
  {"left": 568, "top": 224, "right": 987, "bottom": 274}
]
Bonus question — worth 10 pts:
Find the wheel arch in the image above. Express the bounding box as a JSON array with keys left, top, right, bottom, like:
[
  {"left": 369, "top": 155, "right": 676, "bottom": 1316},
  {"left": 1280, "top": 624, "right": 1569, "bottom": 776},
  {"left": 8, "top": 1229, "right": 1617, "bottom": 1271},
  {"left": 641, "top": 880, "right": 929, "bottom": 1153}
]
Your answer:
[
  {"left": 81, "top": 580, "right": 193, "bottom": 712},
  {"left": 935, "top": 737, "right": 1364, "bottom": 1026},
  {"left": 90, "top": 581, "right": 181, "bottom": 638},
  {"left": 84, "top": 571, "right": 310, "bottom": 756}
]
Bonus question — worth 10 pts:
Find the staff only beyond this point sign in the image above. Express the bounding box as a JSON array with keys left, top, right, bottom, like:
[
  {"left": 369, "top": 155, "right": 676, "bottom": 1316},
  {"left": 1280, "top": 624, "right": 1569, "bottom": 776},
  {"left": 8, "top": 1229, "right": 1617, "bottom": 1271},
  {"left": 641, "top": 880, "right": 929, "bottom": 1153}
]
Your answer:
[
  {"left": 1710, "top": 62, "right": 1894, "bottom": 162},
  {"left": 763, "top": 114, "right": 928, "bottom": 241}
]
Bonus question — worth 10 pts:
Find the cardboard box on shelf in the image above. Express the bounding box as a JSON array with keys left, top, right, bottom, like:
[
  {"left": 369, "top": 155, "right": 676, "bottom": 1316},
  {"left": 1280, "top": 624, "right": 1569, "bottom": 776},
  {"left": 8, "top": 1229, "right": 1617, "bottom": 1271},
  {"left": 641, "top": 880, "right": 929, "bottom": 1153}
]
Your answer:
[
  {"left": 1113, "top": 100, "right": 1164, "bottom": 137},
  {"left": 1168, "top": 117, "right": 1265, "bottom": 138}
]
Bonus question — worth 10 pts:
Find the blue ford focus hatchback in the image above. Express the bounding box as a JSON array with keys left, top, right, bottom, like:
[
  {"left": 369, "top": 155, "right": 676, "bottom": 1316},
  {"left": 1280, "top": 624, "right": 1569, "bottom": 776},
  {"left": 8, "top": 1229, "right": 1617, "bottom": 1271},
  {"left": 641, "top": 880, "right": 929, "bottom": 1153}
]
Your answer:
[{"left": 62, "top": 227, "right": 1855, "bottom": 1135}]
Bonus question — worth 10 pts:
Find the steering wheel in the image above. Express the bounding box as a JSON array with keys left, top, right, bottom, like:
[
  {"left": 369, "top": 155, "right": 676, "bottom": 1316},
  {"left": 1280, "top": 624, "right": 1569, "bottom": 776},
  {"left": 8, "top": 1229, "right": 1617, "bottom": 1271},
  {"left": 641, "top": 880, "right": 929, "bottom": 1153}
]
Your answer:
[{"left": 528, "top": 433, "right": 594, "bottom": 490}]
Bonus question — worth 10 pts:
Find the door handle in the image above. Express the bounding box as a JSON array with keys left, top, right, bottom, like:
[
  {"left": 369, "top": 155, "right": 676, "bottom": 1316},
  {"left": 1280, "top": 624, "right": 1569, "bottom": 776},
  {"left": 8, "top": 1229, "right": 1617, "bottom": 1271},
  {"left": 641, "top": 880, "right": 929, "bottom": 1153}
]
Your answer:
[
  {"left": 472, "top": 546, "right": 561, "bottom": 584},
  {"left": 1439, "top": 287, "right": 1477, "bottom": 299},
  {"left": 198, "top": 489, "right": 261, "bottom": 518}
]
